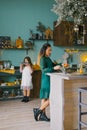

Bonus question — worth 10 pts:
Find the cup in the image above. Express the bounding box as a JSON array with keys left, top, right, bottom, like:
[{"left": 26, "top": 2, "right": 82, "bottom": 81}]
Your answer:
[
  {"left": 0, "top": 65, "right": 3, "bottom": 70},
  {"left": 10, "top": 65, "right": 14, "bottom": 70}
]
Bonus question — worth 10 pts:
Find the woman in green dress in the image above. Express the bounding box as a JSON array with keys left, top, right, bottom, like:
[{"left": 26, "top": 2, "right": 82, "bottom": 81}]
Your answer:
[{"left": 33, "top": 43, "right": 61, "bottom": 121}]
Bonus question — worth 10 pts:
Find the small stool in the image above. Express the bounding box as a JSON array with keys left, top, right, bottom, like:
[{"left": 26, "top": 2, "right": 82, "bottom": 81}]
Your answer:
[{"left": 78, "top": 87, "right": 87, "bottom": 130}]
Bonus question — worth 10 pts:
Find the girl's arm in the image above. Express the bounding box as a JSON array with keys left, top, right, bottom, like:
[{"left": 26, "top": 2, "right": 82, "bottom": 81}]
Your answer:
[
  {"left": 20, "top": 63, "right": 24, "bottom": 73},
  {"left": 28, "top": 65, "right": 33, "bottom": 74}
]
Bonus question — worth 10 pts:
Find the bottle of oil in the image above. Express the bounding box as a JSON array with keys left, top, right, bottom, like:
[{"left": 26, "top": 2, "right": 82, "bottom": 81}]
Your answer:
[
  {"left": 11, "top": 89, "right": 15, "bottom": 97},
  {"left": 79, "top": 64, "right": 84, "bottom": 74},
  {"left": 16, "top": 36, "right": 23, "bottom": 48}
]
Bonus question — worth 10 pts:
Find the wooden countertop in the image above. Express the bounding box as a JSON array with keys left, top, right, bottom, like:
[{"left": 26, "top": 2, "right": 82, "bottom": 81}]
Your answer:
[
  {"left": 47, "top": 72, "right": 87, "bottom": 80},
  {"left": 48, "top": 72, "right": 87, "bottom": 130}
]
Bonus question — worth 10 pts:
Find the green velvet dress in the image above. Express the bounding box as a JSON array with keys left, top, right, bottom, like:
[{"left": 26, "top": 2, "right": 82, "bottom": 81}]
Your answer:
[{"left": 40, "top": 56, "right": 54, "bottom": 99}]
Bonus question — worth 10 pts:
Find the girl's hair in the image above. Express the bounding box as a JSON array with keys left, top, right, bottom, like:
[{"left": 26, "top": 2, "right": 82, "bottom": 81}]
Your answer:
[
  {"left": 23, "top": 56, "right": 33, "bottom": 67},
  {"left": 37, "top": 43, "right": 51, "bottom": 66},
  {"left": 40, "top": 43, "right": 51, "bottom": 57}
]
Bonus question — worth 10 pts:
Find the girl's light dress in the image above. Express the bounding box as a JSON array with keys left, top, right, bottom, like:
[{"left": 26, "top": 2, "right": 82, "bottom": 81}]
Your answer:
[{"left": 21, "top": 66, "right": 33, "bottom": 90}]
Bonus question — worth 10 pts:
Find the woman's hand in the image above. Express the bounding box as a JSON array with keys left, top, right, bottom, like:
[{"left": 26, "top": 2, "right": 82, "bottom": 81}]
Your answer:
[{"left": 54, "top": 65, "right": 61, "bottom": 70}]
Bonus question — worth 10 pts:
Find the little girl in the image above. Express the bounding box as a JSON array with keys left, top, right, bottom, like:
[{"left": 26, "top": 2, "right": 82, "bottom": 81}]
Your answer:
[{"left": 20, "top": 56, "right": 33, "bottom": 102}]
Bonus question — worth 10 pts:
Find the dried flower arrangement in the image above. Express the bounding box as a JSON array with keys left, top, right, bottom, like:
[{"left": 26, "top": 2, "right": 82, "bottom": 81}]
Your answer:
[{"left": 51, "top": 0, "right": 87, "bottom": 25}]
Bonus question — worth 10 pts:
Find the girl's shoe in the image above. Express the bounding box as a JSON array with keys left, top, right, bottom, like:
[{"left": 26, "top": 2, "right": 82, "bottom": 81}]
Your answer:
[
  {"left": 25, "top": 96, "right": 30, "bottom": 102},
  {"left": 21, "top": 96, "right": 26, "bottom": 102}
]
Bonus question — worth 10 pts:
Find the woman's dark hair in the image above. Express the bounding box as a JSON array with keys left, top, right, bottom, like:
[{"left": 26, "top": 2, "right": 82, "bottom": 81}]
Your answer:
[
  {"left": 40, "top": 43, "right": 51, "bottom": 57},
  {"left": 23, "top": 56, "right": 33, "bottom": 67}
]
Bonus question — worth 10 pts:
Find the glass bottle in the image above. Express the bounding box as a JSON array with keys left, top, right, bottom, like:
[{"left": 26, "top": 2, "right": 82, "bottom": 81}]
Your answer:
[{"left": 79, "top": 64, "right": 84, "bottom": 74}]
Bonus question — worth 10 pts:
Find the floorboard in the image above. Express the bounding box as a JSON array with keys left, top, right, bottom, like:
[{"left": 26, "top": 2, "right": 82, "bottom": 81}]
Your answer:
[{"left": 0, "top": 99, "right": 50, "bottom": 130}]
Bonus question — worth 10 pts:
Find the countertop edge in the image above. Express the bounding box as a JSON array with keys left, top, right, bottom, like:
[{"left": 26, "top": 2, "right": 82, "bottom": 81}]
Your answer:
[{"left": 47, "top": 72, "right": 87, "bottom": 80}]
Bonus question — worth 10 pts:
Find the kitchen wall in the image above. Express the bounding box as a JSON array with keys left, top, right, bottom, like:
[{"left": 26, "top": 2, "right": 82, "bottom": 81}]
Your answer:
[{"left": 0, "top": 0, "right": 85, "bottom": 66}]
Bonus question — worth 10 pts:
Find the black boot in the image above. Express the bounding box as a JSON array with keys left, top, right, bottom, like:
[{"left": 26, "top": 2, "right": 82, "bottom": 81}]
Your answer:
[
  {"left": 33, "top": 108, "right": 39, "bottom": 112},
  {"left": 21, "top": 96, "right": 26, "bottom": 102},
  {"left": 33, "top": 108, "right": 42, "bottom": 121},
  {"left": 39, "top": 112, "right": 50, "bottom": 122},
  {"left": 25, "top": 96, "right": 30, "bottom": 102}
]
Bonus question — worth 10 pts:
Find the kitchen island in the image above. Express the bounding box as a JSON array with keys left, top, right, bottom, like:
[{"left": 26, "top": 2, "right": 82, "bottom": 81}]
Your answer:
[{"left": 48, "top": 72, "right": 87, "bottom": 130}]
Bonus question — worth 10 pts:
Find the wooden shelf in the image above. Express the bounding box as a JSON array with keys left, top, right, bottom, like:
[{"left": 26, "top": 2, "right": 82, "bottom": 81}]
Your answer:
[
  {"left": 0, "top": 85, "right": 20, "bottom": 89},
  {"left": 29, "top": 38, "right": 53, "bottom": 43},
  {"left": 0, "top": 47, "right": 33, "bottom": 49},
  {"left": 0, "top": 47, "right": 33, "bottom": 55},
  {"left": 0, "top": 95, "right": 23, "bottom": 101},
  {"left": 0, "top": 70, "right": 21, "bottom": 77}
]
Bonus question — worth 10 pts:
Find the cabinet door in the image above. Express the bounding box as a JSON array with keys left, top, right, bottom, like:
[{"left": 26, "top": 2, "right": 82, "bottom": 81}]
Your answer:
[
  {"left": 31, "top": 70, "right": 41, "bottom": 98},
  {"left": 77, "top": 23, "right": 87, "bottom": 46},
  {"left": 84, "top": 23, "right": 87, "bottom": 46},
  {"left": 53, "top": 21, "right": 74, "bottom": 46}
]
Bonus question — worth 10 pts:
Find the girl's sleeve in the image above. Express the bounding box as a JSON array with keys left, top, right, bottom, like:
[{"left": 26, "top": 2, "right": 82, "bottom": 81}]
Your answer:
[{"left": 40, "top": 58, "right": 54, "bottom": 73}]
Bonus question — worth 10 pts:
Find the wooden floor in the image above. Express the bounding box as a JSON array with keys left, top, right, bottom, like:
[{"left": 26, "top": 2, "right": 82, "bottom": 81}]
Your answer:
[{"left": 0, "top": 99, "right": 50, "bottom": 130}]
